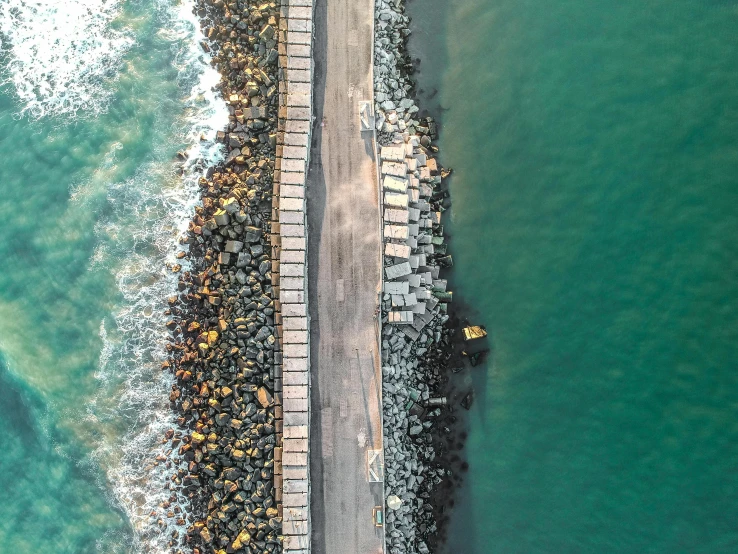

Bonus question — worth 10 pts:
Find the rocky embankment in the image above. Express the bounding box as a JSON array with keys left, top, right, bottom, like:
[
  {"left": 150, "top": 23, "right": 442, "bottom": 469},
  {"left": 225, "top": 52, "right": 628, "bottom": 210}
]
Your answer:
[
  {"left": 375, "top": 0, "right": 466, "bottom": 553},
  {"left": 160, "top": 1, "right": 284, "bottom": 553}
]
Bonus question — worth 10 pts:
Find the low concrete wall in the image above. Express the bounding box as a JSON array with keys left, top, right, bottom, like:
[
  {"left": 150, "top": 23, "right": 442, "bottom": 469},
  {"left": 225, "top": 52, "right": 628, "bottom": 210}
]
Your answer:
[{"left": 273, "top": 0, "right": 314, "bottom": 552}]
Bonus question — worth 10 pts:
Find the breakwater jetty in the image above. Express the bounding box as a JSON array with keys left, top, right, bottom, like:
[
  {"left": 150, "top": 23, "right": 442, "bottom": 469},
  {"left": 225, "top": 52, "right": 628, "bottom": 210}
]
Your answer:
[{"left": 159, "top": 0, "right": 462, "bottom": 552}]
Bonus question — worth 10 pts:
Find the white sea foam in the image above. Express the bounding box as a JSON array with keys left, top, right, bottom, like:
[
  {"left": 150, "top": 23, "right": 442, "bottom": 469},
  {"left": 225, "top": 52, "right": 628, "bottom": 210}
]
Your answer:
[
  {"left": 0, "top": 0, "right": 134, "bottom": 119},
  {"left": 80, "top": 1, "right": 228, "bottom": 552}
]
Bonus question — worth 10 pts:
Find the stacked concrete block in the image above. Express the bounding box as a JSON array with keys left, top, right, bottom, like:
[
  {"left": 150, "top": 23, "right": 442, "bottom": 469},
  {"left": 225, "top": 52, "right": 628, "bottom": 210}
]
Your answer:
[
  {"left": 379, "top": 136, "right": 448, "bottom": 341},
  {"left": 274, "top": 1, "right": 314, "bottom": 552}
]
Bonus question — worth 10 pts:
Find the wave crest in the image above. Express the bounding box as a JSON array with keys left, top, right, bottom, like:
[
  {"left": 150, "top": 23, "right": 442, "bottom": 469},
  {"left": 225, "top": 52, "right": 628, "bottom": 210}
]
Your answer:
[{"left": 0, "top": 0, "right": 134, "bottom": 118}]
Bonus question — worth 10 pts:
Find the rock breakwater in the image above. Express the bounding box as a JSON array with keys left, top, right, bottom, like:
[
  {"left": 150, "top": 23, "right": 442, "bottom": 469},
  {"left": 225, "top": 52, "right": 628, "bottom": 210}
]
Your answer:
[
  {"left": 160, "top": 0, "right": 286, "bottom": 552},
  {"left": 374, "top": 0, "right": 467, "bottom": 553}
]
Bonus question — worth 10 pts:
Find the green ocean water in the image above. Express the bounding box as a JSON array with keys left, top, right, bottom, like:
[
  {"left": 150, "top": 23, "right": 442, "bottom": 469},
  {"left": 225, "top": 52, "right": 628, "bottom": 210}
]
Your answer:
[
  {"left": 0, "top": 1, "right": 225, "bottom": 552},
  {"left": 408, "top": 0, "right": 738, "bottom": 552}
]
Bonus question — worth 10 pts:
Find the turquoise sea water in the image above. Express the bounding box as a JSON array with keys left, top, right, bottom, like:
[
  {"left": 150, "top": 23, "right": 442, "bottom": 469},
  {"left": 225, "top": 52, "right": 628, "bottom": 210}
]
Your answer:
[
  {"left": 408, "top": 0, "right": 738, "bottom": 552},
  {"left": 0, "top": 1, "right": 225, "bottom": 552}
]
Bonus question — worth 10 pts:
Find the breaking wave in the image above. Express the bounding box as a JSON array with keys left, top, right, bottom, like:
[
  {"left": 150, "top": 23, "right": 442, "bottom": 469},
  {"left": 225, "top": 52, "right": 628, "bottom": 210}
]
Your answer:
[
  {"left": 0, "top": 0, "right": 134, "bottom": 119},
  {"left": 69, "top": 1, "right": 227, "bottom": 552}
]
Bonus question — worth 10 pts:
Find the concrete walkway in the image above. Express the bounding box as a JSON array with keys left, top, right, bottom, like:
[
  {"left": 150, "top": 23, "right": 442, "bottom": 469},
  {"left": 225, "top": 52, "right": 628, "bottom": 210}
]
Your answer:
[{"left": 306, "top": 0, "right": 384, "bottom": 552}]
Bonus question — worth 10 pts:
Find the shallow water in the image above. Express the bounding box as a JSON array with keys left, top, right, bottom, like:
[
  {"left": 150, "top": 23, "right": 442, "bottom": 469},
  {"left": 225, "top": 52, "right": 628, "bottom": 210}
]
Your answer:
[
  {"left": 0, "top": 1, "right": 226, "bottom": 552},
  {"left": 407, "top": 0, "right": 738, "bottom": 552}
]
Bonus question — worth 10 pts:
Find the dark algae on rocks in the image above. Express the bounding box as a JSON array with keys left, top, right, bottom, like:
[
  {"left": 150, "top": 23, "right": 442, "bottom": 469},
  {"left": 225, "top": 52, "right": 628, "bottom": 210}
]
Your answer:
[{"left": 160, "top": 1, "right": 285, "bottom": 553}]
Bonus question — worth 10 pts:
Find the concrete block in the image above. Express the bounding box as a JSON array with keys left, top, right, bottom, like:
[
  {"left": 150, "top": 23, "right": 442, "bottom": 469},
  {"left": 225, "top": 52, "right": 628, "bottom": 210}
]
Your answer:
[
  {"left": 280, "top": 276, "right": 305, "bottom": 290},
  {"left": 284, "top": 411, "right": 309, "bottom": 426},
  {"left": 280, "top": 210, "right": 304, "bottom": 224},
  {"left": 385, "top": 192, "right": 409, "bottom": 208},
  {"left": 281, "top": 171, "right": 306, "bottom": 185},
  {"left": 283, "top": 385, "right": 308, "bottom": 400},
  {"left": 380, "top": 145, "right": 406, "bottom": 162},
  {"left": 283, "top": 329, "right": 308, "bottom": 344},
  {"left": 284, "top": 397, "right": 309, "bottom": 413},
  {"left": 287, "top": 30, "right": 312, "bottom": 45},
  {"left": 384, "top": 208, "right": 409, "bottom": 224},
  {"left": 281, "top": 197, "right": 305, "bottom": 212},
  {"left": 284, "top": 68, "right": 311, "bottom": 82},
  {"left": 286, "top": 106, "right": 312, "bottom": 120},
  {"left": 281, "top": 249, "right": 305, "bottom": 264},
  {"left": 283, "top": 370, "right": 308, "bottom": 385},
  {"left": 285, "top": 119, "right": 311, "bottom": 133},
  {"left": 287, "top": 18, "right": 311, "bottom": 33},
  {"left": 383, "top": 174, "right": 409, "bottom": 193},
  {"left": 381, "top": 161, "right": 408, "bottom": 177},
  {"left": 282, "top": 158, "right": 306, "bottom": 173},
  {"left": 282, "top": 502, "right": 308, "bottom": 522},
  {"left": 283, "top": 145, "right": 308, "bottom": 160},
  {"left": 284, "top": 425, "right": 309, "bottom": 438},
  {"left": 284, "top": 452, "right": 309, "bottom": 467},
  {"left": 287, "top": 82, "right": 311, "bottom": 96},
  {"left": 287, "top": 56, "right": 311, "bottom": 70},
  {"left": 280, "top": 289, "right": 306, "bottom": 304},
  {"left": 283, "top": 356, "right": 309, "bottom": 372},
  {"left": 283, "top": 131, "right": 309, "bottom": 146},
  {"left": 287, "top": 44, "right": 311, "bottom": 58},
  {"left": 280, "top": 223, "right": 305, "bottom": 237},
  {"left": 282, "top": 318, "right": 308, "bottom": 332},
  {"left": 281, "top": 184, "right": 305, "bottom": 198},
  {"left": 384, "top": 224, "right": 409, "bottom": 240},
  {"left": 284, "top": 343, "right": 308, "bottom": 358},
  {"left": 282, "top": 237, "right": 307, "bottom": 250},
  {"left": 288, "top": 6, "right": 313, "bottom": 20},
  {"left": 288, "top": 0, "right": 314, "bottom": 7},
  {"left": 284, "top": 534, "right": 310, "bottom": 550},
  {"left": 284, "top": 437, "right": 309, "bottom": 452},
  {"left": 283, "top": 465, "right": 309, "bottom": 481},
  {"left": 281, "top": 264, "right": 305, "bottom": 277},
  {"left": 282, "top": 303, "right": 307, "bottom": 317},
  {"left": 287, "top": 93, "right": 311, "bottom": 108},
  {"left": 283, "top": 479, "right": 308, "bottom": 493},
  {"left": 283, "top": 518, "right": 310, "bottom": 535},
  {"left": 385, "top": 242, "right": 411, "bottom": 259},
  {"left": 283, "top": 492, "right": 308, "bottom": 508},
  {"left": 385, "top": 261, "right": 412, "bottom": 279},
  {"left": 388, "top": 310, "right": 414, "bottom": 324},
  {"left": 384, "top": 281, "right": 410, "bottom": 294}
]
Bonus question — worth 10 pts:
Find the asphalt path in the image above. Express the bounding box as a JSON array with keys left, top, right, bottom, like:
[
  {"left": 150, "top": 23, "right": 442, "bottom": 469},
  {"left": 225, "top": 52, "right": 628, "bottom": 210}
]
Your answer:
[{"left": 305, "top": 0, "right": 385, "bottom": 552}]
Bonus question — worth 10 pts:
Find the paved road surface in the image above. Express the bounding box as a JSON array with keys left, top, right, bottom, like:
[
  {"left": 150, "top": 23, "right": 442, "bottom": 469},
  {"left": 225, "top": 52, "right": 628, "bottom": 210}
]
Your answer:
[{"left": 305, "top": 0, "right": 385, "bottom": 552}]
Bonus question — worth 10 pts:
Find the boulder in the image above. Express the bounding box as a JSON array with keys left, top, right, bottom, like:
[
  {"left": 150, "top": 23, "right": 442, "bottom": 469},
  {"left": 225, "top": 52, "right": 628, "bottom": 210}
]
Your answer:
[
  {"left": 214, "top": 209, "right": 230, "bottom": 226},
  {"left": 256, "top": 387, "right": 273, "bottom": 408},
  {"left": 225, "top": 240, "right": 244, "bottom": 253}
]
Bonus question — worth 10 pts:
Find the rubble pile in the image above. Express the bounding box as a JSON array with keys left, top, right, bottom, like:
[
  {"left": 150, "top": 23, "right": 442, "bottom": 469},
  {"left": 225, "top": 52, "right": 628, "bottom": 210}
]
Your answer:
[
  {"left": 159, "top": 0, "right": 286, "bottom": 553},
  {"left": 374, "top": 0, "right": 466, "bottom": 553}
]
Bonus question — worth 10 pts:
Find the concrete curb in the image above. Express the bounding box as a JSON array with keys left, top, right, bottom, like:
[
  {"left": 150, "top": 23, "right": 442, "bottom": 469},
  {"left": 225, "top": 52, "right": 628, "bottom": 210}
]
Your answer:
[{"left": 274, "top": 1, "right": 315, "bottom": 552}]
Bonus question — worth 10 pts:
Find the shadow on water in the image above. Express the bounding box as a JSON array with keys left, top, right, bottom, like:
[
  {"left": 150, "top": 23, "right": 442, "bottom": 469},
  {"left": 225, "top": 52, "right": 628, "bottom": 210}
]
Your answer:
[
  {"left": 307, "top": 0, "right": 328, "bottom": 552},
  {"left": 406, "top": 0, "right": 452, "bottom": 117}
]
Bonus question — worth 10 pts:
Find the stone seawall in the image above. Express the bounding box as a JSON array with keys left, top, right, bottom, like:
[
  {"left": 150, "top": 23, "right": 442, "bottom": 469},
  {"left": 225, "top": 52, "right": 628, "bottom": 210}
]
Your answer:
[{"left": 273, "top": 1, "right": 314, "bottom": 552}]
